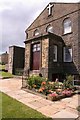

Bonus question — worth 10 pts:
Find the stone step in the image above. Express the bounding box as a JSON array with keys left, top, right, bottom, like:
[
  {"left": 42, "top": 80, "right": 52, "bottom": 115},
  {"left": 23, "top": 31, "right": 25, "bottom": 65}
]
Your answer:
[{"left": 29, "top": 70, "right": 40, "bottom": 76}]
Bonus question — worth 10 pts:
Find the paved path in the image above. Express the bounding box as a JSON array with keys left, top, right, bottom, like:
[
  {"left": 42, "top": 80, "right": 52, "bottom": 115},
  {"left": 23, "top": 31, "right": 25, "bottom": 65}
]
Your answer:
[{"left": 0, "top": 78, "right": 80, "bottom": 119}]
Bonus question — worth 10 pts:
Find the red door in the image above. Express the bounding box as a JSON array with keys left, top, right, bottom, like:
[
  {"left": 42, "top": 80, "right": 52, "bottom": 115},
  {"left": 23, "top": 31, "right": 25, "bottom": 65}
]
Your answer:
[{"left": 32, "top": 43, "right": 40, "bottom": 70}]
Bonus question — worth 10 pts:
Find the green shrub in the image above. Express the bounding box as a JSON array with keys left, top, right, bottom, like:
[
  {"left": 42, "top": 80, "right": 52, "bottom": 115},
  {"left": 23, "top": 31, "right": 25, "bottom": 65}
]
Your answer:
[
  {"left": 77, "top": 106, "right": 80, "bottom": 112},
  {"left": 27, "top": 75, "right": 45, "bottom": 89},
  {"left": 0, "top": 62, "right": 5, "bottom": 65},
  {"left": 63, "top": 75, "right": 74, "bottom": 89}
]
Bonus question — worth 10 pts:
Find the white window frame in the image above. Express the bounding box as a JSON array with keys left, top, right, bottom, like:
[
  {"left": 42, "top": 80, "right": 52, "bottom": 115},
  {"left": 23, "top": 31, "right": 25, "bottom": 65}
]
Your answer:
[
  {"left": 63, "top": 46, "right": 72, "bottom": 62},
  {"left": 53, "top": 45, "right": 57, "bottom": 62},
  {"left": 46, "top": 25, "right": 53, "bottom": 33},
  {"left": 34, "top": 29, "right": 39, "bottom": 36},
  {"left": 63, "top": 18, "right": 71, "bottom": 34}
]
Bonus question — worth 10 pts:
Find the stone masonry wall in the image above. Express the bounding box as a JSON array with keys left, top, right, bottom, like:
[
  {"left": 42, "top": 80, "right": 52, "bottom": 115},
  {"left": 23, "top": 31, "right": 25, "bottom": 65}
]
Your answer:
[
  {"left": 41, "top": 38, "right": 49, "bottom": 78},
  {"left": 8, "top": 47, "right": 14, "bottom": 74},
  {"left": 25, "top": 43, "right": 30, "bottom": 70},
  {"left": 42, "top": 38, "right": 49, "bottom": 68}
]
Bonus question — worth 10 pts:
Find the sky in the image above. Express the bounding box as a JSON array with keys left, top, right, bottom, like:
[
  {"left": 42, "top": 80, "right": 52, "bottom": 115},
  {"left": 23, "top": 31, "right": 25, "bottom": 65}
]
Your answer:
[{"left": 0, "top": 0, "right": 80, "bottom": 54}]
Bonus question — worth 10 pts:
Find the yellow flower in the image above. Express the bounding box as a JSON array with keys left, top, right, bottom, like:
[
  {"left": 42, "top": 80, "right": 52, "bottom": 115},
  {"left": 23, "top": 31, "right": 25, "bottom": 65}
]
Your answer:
[
  {"left": 38, "top": 88, "right": 43, "bottom": 92},
  {"left": 33, "top": 84, "right": 36, "bottom": 88},
  {"left": 46, "top": 78, "right": 48, "bottom": 81}
]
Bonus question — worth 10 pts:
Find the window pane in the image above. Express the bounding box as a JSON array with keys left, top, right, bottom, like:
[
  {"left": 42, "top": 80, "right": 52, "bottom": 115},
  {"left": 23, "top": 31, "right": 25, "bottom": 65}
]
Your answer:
[
  {"left": 64, "top": 47, "right": 72, "bottom": 62},
  {"left": 63, "top": 19, "right": 71, "bottom": 34},
  {"left": 37, "top": 44, "right": 40, "bottom": 51},
  {"left": 64, "top": 26, "right": 71, "bottom": 34},
  {"left": 33, "top": 48, "right": 36, "bottom": 52},
  {"left": 53, "top": 45, "right": 57, "bottom": 62},
  {"left": 47, "top": 25, "right": 53, "bottom": 33},
  {"left": 37, "top": 47, "right": 40, "bottom": 51},
  {"left": 33, "top": 44, "right": 36, "bottom": 48},
  {"left": 34, "top": 29, "right": 39, "bottom": 36}
]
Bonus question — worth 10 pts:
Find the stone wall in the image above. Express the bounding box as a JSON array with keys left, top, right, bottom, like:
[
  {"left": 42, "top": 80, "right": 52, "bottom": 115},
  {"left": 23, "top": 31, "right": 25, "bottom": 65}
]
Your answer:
[
  {"left": 78, "top": 9, "right": 80, "bottom": 75},
  {"left": 24, "top": 43, "right": 30, "bottom": 70},
  {"left": 8, "top": 47, "right": 14, "bottom": 74},
  {"left": 8, "top": 46, "right": 25, "bottom": 74},
  {"left": 41, "top": 38, "right": 49, "bottom": 78},
  {"left": 41, "top": 38, "right": 49, "bottom": 68},
  {"left": 0, "top": 52, "right": 9, "bottom": 64}
]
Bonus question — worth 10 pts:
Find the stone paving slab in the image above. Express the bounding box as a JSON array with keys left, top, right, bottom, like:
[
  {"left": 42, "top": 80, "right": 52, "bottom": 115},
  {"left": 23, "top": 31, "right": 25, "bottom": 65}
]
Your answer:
[
  {"left": 61, "top": 97, "right": 73, "bottom": 103},
  {"left": 18, "top": 99, "right": 40, "bottom": 110},
  {"left": 28, "top": 100, "right": 47, "bottom": 108},
  {"left": 37, "top": 104, "right": 59, "bottom": 117},
  {"left": 38, "top": 98, "right": 53, "bottom": 106},
  {"left": 65, "top": 107, "right": 79, "bottom": 115},
  {"left": 51, "top": 109, "right": 79, "bottom": 119},
  {"left": 67, "top": 101, "right": 79, "bottom": 109}
]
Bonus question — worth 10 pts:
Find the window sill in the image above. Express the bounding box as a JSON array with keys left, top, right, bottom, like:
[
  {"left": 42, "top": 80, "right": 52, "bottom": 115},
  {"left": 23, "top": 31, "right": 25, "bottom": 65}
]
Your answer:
[
  {"left": 62, "top": 32, "right": 73, "bottom": 36},
  {"left": 63, "top": 61, "right": 73, "bottom": 63}
]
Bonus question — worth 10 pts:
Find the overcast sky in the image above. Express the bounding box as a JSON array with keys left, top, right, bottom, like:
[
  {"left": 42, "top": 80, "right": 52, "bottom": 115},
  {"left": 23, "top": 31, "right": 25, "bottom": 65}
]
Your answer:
[{"left": 0, "top": 0, "right": 79, "bottom": 54}]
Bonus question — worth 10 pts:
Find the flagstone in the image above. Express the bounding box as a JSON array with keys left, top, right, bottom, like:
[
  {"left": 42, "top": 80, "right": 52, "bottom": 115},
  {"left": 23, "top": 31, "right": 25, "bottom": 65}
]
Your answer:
[
  {"left": 65, "top": 107, "right": 79, "bottom": 115},
  {"left": 38, "top": 105, "right": 59, "bottom": 117},
  {"left": 61, "top": 97, "right": 73, "bottom": 103},
  {"left": 51, "top": 109, "right": 79, "bottom": 118},
  {"left": 39, "top": 98, "right": 53, "bottom": 106},
  {"left": 28, "top": 100, "right": 46, "bottom": 109},
  {"left": 67, "top": 101, "right": 79, "bottom": 109}
]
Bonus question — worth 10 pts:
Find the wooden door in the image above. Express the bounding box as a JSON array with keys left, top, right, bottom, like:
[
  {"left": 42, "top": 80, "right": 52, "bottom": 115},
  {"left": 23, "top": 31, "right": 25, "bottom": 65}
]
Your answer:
[{"left": 32, "top": 43, "right": 40, "bottom": 70}]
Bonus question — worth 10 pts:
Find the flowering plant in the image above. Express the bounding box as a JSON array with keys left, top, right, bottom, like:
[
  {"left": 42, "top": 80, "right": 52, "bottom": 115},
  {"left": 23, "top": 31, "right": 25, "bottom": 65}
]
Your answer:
[
  {"left": 49, "top": 93, "right": 58, "bottom": 97},
  {"left": 48, "top": 92, "right": 58, "bottom": 101},
  {"left": 41, "top": 81, "right": 46, "bottom": 85},
  {"left": 38, "top": 88, "right": 43, "bottom": 92},
  {"left": 33, "top": 84, "right": 36, "bottom": 88},
  {"left": 62, "top": 90, "right": 72, "bottom": 97}
]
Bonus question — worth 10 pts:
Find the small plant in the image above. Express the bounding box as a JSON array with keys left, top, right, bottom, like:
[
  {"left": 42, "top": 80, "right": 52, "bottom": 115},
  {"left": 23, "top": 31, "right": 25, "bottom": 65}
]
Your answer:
[
  {"left": 77, "top": 106, "right": 80, "bottom": 112},
  {"left": 27, "top": 75, "right": 45, "bottom": 89},
  {"left": 63, "top": 75, "right": 74, "bottom": 89},
  {"left": 62, "top": 89, "right": 73, "bottom": 97}
]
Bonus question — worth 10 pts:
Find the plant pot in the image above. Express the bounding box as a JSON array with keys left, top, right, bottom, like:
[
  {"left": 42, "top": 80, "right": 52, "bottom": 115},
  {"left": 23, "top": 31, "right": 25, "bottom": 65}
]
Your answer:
[
  {"left": 47, "top": 96, "right": 53, "bottom": 101},
  {"left": 52, "top": 97, "right": 58, "bottom": 101}
]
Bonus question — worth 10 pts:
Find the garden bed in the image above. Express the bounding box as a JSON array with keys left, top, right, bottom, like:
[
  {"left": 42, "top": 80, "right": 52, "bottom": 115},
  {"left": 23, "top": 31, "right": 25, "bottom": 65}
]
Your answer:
[{"left": 24, "top": 75, "right": 77, "bottom": 101}]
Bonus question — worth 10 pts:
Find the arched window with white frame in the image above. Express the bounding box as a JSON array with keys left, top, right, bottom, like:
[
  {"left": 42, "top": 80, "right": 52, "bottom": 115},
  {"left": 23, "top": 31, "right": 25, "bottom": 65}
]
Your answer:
[
  {"left": 34, "top": 29, "right": 39, "bottom": 36},
  {"left": 46, "top": 25, "right": 53, "bottom": 33},
  {"left": 63, "top": 18, "right": 72, "bottom": 34}
]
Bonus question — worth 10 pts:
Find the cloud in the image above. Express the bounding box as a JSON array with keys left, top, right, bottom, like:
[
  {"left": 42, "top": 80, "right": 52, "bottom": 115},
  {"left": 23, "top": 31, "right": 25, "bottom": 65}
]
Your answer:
[{"left": 0, "top": 0, "right": 79, "bottom": 54}]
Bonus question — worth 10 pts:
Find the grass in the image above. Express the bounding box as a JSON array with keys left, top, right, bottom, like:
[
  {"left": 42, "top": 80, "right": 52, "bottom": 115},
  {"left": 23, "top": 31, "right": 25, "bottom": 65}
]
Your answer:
[
  {"left": 0, "top": 92, "right": 2, "bottom": 120},
  {"left": 0, "top": 65, "right": 5, "bottom": 70},
  {"left": 0, "top": 71, "right": 13, "bottom": 79},
  {"left": 1, "top": 92, "right": 52, "bottom": 119}
]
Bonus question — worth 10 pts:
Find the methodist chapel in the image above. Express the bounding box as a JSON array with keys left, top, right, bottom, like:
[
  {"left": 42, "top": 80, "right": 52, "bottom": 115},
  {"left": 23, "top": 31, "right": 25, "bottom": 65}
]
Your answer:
[{"left": 24, "top": 3, "right": 80, "bottom": 81}]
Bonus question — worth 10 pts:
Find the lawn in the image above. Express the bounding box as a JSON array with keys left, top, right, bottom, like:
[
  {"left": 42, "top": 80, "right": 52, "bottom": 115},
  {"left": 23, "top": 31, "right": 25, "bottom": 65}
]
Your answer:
[
  {"left": 0, "top": 71, "right": 13, "bottom": 79},
  {"left": 1, "top": 92, "right": 52, "bottom": 119},
  {"left": 0, "top": 65, "right": 5, "bottom": 70}
]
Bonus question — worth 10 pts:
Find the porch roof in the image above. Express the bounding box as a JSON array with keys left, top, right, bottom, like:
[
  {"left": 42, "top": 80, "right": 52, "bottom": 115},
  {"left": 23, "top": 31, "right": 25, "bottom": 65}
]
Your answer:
[{"left": 24, "top": 32, "right": 64, "bottom": 44}]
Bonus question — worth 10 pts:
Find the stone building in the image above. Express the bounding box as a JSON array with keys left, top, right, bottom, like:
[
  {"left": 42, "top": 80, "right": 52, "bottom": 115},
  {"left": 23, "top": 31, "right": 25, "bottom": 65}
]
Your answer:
[
  {"left": 8, "top": 46, "right": 25, "bottom": 74},
  {"left": 0, "top": 51, "right": 9, "bottom": 64},
  {"left": 24, "top": 3, "right": 80, "bottom": 81}
]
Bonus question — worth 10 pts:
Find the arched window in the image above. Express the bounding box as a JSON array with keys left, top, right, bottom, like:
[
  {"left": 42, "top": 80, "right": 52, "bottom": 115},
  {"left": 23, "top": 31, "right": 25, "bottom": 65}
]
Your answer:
[
  {"left": 34, "top": 29, "right": 39, "bottom": 36},
  {"left": 63, "top": 18, "right": 71, "bottom": 34},
  {"left": 46, "top": 25, "right": 53, "bottom": 33}
]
